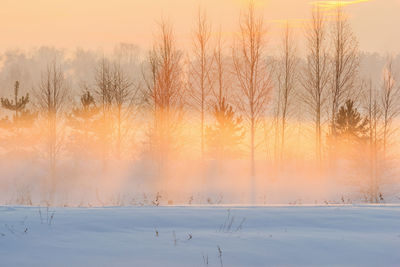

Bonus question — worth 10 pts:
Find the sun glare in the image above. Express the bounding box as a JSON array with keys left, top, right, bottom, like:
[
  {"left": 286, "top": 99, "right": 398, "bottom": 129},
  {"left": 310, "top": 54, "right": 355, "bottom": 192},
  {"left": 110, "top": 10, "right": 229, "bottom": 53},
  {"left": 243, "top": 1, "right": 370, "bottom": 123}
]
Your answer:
[{"left": 310, "top": 0, "right": 373, "bottom": 9}]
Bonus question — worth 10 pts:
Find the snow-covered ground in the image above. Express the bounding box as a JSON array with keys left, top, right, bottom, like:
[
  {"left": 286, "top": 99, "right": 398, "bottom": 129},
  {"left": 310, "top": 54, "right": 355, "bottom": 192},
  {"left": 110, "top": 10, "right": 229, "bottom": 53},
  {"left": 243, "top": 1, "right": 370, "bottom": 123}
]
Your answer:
[{"left": 0, "top": 205, "right": 399, "bottom": 266}]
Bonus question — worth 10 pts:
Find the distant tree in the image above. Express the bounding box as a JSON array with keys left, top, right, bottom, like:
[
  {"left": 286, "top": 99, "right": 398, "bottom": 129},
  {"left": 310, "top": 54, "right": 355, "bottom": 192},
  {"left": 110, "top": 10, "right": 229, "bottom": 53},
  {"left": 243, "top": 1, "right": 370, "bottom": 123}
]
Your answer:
[
  {"left": 0, "top": 81, "right": 37, "bottom": 154},
  {"left": 94, "top": 58, "right": 114, "bottom": 169},
  {"left": 380, "top": 58, "right": 400, "bottom": 158},
  {"left": 113, "top": 43, "right": 140, "bottom": 68},
  {"left": 206, "top": 98, "right": 244, "bottom": 160},
  {"left": 363, "top": 81, "right": 382, "bottom": 203},
  {"left": 35, "top": 61, "right": 69, "bottom": 199},
  {"left": 1, "top": 81, "right": 29, "bottom": 121},
  {"left": 110, "top": 62, "right": 135, "bottom": 159},
  {"left": 362, "top": 58, "right": 400, "bottom": 203}
]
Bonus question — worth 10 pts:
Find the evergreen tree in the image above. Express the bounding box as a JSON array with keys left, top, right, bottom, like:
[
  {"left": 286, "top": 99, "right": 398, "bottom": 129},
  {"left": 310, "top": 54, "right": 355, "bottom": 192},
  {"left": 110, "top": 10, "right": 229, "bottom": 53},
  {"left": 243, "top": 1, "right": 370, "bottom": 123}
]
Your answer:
[
  {"left": 0, "top": 81, "right": 37, "bottom": 154},
  {"left": 67, "top": 90, "right": 100, "bottom": 157},
  {"left": 333, "top": 99, "right": 368, "bottom": 144},
  {"left": 205, "top": 98, "right": 244, "bottom": 160},
  {"left": 1, "top": 81, "right": 36, "bottom": 129}
]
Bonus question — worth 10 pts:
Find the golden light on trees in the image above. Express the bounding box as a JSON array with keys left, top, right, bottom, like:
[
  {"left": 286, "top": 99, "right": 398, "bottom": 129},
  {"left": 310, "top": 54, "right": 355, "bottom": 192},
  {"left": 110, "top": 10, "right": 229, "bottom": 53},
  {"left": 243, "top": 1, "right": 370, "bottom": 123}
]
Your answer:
[{"left": 0, "top": 0, "right": 398, "bottom": 206}]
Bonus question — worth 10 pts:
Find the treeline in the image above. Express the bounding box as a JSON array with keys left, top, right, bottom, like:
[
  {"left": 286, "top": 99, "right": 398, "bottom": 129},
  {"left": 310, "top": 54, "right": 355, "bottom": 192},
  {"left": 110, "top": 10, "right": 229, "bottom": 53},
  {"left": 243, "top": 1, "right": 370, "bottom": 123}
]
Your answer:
[{"left": 0, "top": 3, "right": 399, "bottom": 204}]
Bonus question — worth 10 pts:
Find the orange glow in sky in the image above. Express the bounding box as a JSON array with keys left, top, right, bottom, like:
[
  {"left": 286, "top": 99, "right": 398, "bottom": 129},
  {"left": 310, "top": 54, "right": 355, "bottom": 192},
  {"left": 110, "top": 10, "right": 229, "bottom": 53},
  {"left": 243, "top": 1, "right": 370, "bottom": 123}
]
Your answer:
[
  {"left": 0, "top": 0, "right": 398, "bottom": 53},
  {"left": 310, "top": 0, "right": 373, "bottom": 8}
]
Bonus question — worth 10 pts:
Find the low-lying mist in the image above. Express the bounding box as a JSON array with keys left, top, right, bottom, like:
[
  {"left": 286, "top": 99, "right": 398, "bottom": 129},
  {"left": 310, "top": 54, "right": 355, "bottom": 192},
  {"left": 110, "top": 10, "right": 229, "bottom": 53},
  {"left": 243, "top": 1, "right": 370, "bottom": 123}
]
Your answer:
[{"left": 0, "top": 113, "right": 398, "bottom": 206}]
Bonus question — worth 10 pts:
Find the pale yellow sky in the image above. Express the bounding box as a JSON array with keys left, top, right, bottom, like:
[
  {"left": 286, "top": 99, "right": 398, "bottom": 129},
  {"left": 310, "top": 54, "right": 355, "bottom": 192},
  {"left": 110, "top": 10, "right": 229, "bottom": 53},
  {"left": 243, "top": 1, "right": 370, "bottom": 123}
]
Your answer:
[{"left": 0, "top": 0, "right": 398, "bottom": 53}]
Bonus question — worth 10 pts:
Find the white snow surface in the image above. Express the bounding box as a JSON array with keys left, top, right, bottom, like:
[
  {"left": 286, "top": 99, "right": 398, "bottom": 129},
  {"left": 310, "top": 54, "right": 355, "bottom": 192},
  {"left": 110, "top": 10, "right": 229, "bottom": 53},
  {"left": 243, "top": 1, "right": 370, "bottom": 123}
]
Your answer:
[{"left": 0, "top": 205, "right": 399, "bottom": 267}]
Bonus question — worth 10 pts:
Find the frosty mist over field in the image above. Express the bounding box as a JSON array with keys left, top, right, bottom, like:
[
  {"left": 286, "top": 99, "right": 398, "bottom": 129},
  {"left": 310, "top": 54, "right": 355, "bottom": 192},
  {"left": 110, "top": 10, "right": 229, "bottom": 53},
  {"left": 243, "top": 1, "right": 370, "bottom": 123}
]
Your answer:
[{"left": 1, "top": 1, "right": 400, "bottom": 206}]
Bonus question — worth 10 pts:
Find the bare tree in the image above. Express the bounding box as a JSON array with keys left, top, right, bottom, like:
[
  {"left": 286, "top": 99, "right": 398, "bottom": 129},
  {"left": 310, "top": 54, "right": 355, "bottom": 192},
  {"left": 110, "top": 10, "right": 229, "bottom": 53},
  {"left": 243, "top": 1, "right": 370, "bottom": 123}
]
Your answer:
[
  {"left": 213, "top": 29, "right": 228, "bottom": 107},
  {"left": 143, "top": 47, "right": 160, "bottom": 133},
  {"left": 232, "top": 1, "right": 273, "bottom": 199},
  {"left": 35, "top": 61, "right": 69, "bottom": 198},
  {"left": 363, "top": 80, "right": 381, "bottom": 202},
  {"left": 95, "top": 58, "right": 113, "bottom": 170},
  {"left": 144, "top": 19, "right": 185, "bottom": 175},
  {"left": 302, "top": 6, "right": 330, "bottom": 164},
  {"left": 272, "top": 72, "right": 282, "bottom": 163},
  {"left": 110, "top": 62, "right": 135, "bottom": 159},
  {"left": 275, "top": 21, "right": 298, "bottom": 162},
  {"left": 207, "top": 29, "right": 243, "bottom": 162},
  {"left": 189, "top": 8, "right": 213, "bottom": 159},
  {"left": 380, "top": 57, "right": 400, "bottom": 158},
  {"left": 359, "top": 59, "right": 400, "bottom": 203},
  {"left": 329, "top": 5, "right": 359, "bottom": 136}
]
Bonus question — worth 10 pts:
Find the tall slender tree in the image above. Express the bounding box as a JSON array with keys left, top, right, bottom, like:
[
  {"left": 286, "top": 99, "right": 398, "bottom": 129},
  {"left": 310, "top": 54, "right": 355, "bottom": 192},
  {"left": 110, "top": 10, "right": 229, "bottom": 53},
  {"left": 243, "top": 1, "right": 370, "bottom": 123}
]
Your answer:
[
  {"left": 275, "top": 21, "right": 298, "bottom": 162},
  {"left": 380, "top": 58, "right": 400, "bottom": 158},
  {"left": 213, "top": 29, "right": 230, "bottom": 108},
  {"left": 110, "top": 62, "right": 134, "bottom": 159},
  {"left": 35, "top": 61, "right": 69, "bottom": 199},
  {"left": 232, "top": 1, "right": 273, "bottom": 200},
  {"left": 364, "top": 81, "right": 382, "bottom": 202},
  {"left": 95, "top": 58, "right": 113, "bottom": 170},
  {"left": 189, "top": 8, "right": 213, "bottom": 159},
  {"left": 329, "top": 4, "right": 359, "bottom": 136},
  {"left": 145, "top": 19, "right": 185, "bottom": 176},
  {"left": 302, "top": 6, "right": 330, "bottom": 164}
]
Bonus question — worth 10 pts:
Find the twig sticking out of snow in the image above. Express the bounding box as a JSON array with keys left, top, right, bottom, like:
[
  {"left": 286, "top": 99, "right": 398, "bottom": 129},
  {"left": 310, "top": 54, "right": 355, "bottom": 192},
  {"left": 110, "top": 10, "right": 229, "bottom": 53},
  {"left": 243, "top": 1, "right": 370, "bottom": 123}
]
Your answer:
[
  {"left": 49, "top": 211, "right": 55, "bottom": 226},
  {"left": 217, "top": 245, "right": 223, "bottom": 267},
  {"left": 235, "top": 218, "right": 246, "bottom": 232},
  {"left": 38, "top": 207, "right": 55, "bottom": 226},
  {"left": 39, "top": 209, "right": 43, "bottom": 224},
  {"left": 4, "top": 222, "right": 29, "bottom": 237},
  {"left": 202, "top": 253, "right": 208, "bottom": 266},
  {"left": 218, "top": 209, "right": 232, "bottom": 232},
  {"left": 5, "top": 224, "right": 16, "bottom": 235},
  {"left": 154, "top": 227, "right": 159, "bottom": 237},
  {"left": 218, "top": 209, "right": 246, "bottom": 233},
  {"left": 172, "top": 230, "right": 178, "bottom": 246}
]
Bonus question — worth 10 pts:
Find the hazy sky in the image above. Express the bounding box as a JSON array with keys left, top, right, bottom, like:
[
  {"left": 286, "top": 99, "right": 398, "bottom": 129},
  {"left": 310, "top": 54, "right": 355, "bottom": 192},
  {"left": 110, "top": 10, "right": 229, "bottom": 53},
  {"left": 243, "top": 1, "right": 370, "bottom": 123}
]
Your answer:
[{"left": 0, "top": 0, "right": 399, "bottom": 54}]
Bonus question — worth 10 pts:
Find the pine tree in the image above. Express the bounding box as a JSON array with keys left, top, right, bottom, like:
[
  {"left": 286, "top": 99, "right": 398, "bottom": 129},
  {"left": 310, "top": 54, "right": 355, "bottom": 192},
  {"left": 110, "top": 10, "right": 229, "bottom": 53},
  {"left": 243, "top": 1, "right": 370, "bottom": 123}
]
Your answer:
[
  {"left": 67, "top": 90, "right": 100, "bottom": 157},
  {"left": 0, "top": 81, "right": 37, "bottom": 154},
  {"left": 1, "top": 81, "right": 36, "bottom": 128},
  {"left": 333, "top": 99, "right": 368, "bottom": 144},
  {"left": 205, "top": 98, "right": 244, "bottom": 160}
]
